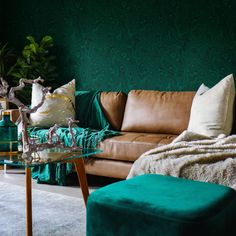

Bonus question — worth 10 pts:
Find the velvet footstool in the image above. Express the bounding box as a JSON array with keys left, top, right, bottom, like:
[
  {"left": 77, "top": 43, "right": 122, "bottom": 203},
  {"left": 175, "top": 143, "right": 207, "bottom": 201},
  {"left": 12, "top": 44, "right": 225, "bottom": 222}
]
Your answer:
[{"left": 87, "top": 174, "right": 236, "bottom": 236}]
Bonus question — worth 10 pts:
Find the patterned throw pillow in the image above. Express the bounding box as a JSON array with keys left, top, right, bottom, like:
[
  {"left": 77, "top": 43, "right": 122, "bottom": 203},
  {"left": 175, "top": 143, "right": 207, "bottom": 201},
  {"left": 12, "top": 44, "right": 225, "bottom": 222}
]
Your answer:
[{"left": 30, "top": 80, "right": 75, "bottom": 127}]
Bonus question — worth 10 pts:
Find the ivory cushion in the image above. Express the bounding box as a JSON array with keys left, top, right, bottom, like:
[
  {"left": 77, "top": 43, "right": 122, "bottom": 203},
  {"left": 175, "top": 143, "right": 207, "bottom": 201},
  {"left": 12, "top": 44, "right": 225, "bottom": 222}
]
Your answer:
[{"left": 188, "top": 74, "right": 235, "bottom": 136}]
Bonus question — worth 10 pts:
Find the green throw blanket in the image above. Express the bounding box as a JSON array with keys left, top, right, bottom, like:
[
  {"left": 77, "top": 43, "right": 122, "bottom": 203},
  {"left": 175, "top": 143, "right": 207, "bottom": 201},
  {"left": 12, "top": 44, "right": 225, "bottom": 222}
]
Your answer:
[{"left": 29, "top": 91, "right": 119, "bottom": 185}]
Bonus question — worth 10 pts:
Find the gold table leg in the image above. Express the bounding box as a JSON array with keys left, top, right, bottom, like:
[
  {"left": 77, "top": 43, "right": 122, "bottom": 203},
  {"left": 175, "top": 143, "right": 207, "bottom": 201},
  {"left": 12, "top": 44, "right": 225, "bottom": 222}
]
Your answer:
[
  {"left": 74, "top": 158, "right": 89, "bottom": 205},
  {"left": 26, "top": 168, "right": 32, "bottom": 236}
]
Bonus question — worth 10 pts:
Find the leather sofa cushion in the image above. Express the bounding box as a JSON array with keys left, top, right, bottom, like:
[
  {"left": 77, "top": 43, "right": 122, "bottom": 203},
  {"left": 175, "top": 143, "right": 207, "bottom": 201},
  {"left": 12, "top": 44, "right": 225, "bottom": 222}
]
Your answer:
[
  {"left": 85, "top": 158, "right": 132, "bottom": 179},
  {"left": 121, "top": 90, "right": 195, "bottom": 134},
  {"left": 96, "top": 132, "right": 177, "bottom": 162},
  {"left": 100, "top": 92, "right": 127, "bottom": 130}
]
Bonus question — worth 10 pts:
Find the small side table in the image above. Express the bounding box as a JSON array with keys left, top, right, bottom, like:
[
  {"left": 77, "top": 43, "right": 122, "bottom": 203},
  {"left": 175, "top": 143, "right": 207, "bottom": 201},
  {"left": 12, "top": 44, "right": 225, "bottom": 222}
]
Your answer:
[{"left": 0, "top": 148, "right": 101, "bottom": 236}]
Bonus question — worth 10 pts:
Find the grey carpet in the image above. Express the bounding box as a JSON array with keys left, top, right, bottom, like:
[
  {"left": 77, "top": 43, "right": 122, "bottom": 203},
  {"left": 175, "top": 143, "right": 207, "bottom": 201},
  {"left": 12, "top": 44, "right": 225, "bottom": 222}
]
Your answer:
[{"left": 0, "top": 182, "right": 86, "bottom": 236}]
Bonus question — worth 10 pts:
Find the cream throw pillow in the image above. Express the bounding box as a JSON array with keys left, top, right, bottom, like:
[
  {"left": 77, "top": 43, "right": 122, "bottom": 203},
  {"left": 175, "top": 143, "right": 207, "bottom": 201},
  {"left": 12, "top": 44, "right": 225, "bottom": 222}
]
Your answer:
[
  {"left": 30, "top": 79, "right": 75, "bottom": 127},
  {"left": 187, "top": 74, "right": 235, "bottom": 137}
]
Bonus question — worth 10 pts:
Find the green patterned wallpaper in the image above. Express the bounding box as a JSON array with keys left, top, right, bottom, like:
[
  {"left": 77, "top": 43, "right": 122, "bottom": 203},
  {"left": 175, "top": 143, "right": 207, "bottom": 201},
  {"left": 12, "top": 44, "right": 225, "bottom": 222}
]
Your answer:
[{"left": 2, "top": 0, "right": 236, "bottom": 91}]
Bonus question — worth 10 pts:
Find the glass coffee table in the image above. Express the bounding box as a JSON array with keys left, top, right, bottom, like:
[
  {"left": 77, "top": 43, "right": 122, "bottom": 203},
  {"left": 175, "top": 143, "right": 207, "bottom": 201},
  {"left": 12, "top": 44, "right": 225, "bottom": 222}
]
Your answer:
[{"left": 0, "top": 147, "right": 101, "bottom": 236}]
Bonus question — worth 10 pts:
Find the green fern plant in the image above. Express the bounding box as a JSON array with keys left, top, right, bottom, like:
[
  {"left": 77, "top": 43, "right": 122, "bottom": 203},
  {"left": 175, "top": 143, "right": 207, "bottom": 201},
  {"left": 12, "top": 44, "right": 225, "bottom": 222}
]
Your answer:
[
  {"left": 0, "top": 36, "right": 57, "bottom": 103},
  {"left": 9, "top": 35, "right": 58, "bottom": 103},
  {"left": 12, "top": 35, "right": 58, "bottom": 87}
]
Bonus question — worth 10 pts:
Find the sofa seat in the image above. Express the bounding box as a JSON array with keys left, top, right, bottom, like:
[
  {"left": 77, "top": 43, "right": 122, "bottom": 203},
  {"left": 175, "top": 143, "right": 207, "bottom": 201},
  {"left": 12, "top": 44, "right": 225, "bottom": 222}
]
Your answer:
[{"left": 96, "top": 132, "right": 177, "bottom": 162}]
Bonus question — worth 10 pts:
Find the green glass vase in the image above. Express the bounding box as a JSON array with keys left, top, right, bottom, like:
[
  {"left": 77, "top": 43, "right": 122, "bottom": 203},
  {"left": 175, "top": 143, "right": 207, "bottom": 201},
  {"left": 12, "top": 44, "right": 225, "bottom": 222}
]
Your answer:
[{"left": 0, "top": 111, "right": 18, "bottom": 152}]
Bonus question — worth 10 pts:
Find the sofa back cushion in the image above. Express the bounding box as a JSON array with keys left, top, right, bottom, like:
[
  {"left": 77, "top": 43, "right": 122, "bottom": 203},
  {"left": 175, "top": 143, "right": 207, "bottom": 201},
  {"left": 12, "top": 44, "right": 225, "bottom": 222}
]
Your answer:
[
  {"left": 121, "top": 90, "right": 195, "bottom": 134},
  {"left": 100, "top": 92, "right": 127, "bottom": 130}
]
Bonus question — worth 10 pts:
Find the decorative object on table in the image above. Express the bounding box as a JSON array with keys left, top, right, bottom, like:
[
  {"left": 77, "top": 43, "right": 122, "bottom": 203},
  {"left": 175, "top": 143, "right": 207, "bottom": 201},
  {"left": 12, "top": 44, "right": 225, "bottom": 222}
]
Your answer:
[
  {"left": 67, "top": 117, "right": 80, "bottom": 149},
  {"left": 0, "top": 110, "right": 18, "bottom": 152},
  {"left": 29, "top": 79, "right": 75, "bottom": 127},
  {"left": 0, "top": 77, "right": 81, "bottom": 162}
]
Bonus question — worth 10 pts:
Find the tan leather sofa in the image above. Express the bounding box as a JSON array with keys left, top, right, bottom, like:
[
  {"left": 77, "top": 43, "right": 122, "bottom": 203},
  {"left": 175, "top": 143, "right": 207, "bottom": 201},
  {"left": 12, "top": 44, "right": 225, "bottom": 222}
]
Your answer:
[
  {"left": 86, "top": 90, "right": 195, "bottom": 179},
  {"left": 7, "top": 90, "right": 195, "bottom": 179}
]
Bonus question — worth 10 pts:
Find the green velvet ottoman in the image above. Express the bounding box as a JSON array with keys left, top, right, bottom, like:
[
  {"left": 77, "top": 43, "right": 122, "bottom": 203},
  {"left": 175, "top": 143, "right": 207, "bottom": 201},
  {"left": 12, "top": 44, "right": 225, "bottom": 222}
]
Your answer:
[{"left": 87, "top": 174, "right": 236, "bottom": 236}]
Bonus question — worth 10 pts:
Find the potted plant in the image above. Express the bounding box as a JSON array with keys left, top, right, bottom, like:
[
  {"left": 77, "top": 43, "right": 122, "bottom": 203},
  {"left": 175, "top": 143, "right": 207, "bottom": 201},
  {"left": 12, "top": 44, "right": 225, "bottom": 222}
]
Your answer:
[{"left": 0, "top": 36, "right": 57, "bottom": 103}]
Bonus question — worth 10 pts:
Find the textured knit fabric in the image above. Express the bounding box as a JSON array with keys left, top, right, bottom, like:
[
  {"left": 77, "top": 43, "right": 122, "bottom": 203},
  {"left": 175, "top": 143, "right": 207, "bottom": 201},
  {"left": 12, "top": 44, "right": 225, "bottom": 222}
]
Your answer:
[{"left": 128, "top": 131, "right": 236, "bottom": 190}]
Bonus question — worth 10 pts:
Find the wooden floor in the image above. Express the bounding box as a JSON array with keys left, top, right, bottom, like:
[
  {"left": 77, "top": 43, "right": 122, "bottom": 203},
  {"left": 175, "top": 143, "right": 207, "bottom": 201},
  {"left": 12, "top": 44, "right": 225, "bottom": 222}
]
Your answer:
[{"left": 0, "top": 168, "right": 119, "bottom": 198}]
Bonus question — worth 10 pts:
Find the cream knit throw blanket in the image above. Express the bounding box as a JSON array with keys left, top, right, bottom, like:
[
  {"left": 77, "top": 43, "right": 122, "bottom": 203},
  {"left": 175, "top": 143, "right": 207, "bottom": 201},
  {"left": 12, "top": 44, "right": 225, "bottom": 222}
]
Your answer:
[{"left": 127, "top": 131, "right": 236, "bottom": 190}]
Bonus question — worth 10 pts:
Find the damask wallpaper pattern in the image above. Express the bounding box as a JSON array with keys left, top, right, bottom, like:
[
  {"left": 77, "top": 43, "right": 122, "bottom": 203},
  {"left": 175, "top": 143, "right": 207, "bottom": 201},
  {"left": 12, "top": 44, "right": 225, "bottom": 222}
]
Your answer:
[{"left": 2, "top": 0, "right": 236, "bottom": 91}]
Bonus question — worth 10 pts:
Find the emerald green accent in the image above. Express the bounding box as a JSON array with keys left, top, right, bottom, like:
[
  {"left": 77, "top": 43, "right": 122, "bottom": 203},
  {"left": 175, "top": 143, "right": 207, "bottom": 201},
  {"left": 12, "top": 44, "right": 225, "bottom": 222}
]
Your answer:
[
  {"left": 29, "top": 91, "right": 119, "bottom": 185},
  {"left": 75, "top": 91, "right": 113, "bottom": 130},
  {"left": 2, "top": 0, "right": 236, "bottom": 91},
  {"left": 0, "top": 114, "right": 18, "bottom": 152},
  {"left": 87, "top": 174, "right": 236, "bottom": 236}
]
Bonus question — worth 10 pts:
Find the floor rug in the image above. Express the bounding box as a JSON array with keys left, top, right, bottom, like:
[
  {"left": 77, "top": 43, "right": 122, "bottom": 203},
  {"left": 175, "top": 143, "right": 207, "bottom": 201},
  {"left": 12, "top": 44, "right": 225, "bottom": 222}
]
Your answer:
[{"left": 0, "top": 182, "right": 86, "bottom": 236}]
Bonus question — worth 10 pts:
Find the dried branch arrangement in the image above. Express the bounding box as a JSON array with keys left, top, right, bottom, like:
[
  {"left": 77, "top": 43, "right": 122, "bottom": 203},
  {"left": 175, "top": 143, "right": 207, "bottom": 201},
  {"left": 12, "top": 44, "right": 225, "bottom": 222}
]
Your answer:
[{"left": 0, "top": 77, "right": 80, "bottom": 161}]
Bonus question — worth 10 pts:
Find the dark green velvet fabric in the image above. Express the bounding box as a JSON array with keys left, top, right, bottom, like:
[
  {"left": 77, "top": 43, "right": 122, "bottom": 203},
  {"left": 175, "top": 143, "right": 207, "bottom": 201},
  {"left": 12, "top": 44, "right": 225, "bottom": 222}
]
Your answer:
[
  {"left": 3, "top": 0, "right": 236, "bottom": 92},
  {"left": 30, "top": 91, "right": 119, "bottom": 185},
  {"left": 87, "top": 174, "right": 236, "bottom": 236},
  {"left": 75, "top": 91, "right": 112, "bottom": 130}
]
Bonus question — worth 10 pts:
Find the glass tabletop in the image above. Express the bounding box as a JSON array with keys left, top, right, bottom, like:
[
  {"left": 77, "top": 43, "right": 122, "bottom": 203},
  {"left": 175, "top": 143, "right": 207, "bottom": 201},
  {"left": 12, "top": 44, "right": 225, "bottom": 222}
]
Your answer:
[{"left": 0, "top": 146, "right": 101, "bottom": 167}]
